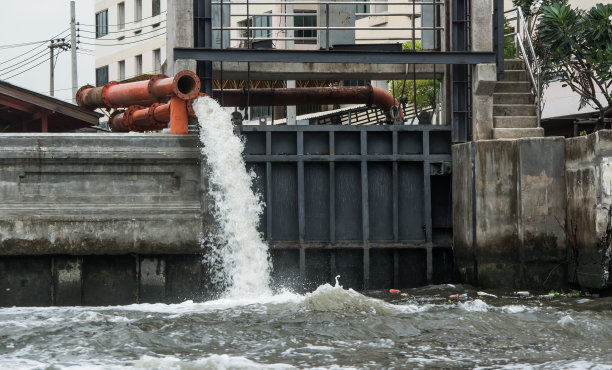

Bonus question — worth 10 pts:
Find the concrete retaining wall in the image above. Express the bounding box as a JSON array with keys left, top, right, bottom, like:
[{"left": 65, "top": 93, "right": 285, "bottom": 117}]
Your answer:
[
  {"left": 0, "top": 134, "right": 207, "bottom": 255},
  {"left": 453, "top": 137, "right": 567, "bottom": 289},
  {"left": 566, "top": 131, "right": 612, "bottom": 288}
]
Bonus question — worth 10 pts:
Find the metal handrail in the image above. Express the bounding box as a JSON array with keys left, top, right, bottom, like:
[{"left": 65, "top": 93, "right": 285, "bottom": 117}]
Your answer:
[
  {"left": 504, "top": 7, "right": 541, "bottom": 127},
  {"left": 213, "top": 0, "right": 444, "bottom": 50}
]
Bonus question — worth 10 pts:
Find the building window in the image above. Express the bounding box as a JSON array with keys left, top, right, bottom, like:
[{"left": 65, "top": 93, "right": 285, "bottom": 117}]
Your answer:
[
  {"left": 135, "top": 0, "right": 142, "bottom": 22},
  {"left": 118, "top": 60, "right": 125, "bottom": 80},
  {"left": 96, "top": 65, "right": 109, "bottom": 87},
  {"left": 135, "top": 54, "right": 142, "bottom": 76},
  {"left": 95, "top": 9, "right": 108, "bottom": 38},
  {"left": 152, "top": 0, "right": 160, "bottom": 16},
  {"left": 294, "top": 10, "right": 316, "bottom": 44},
  {"left": 356, "top": 0, "right": 370, "bottom": 18},
  {"left": 153, "top": 49, "right": 161, "bottom": 74},
  {"left": 343, "top": 80, "right": 368, "bottom": 87},
  {"left": 239, "top": 14, "right": 272, "bottom": 46},
  {"left": 117, "top": 2, "right": 125, "bottom": 30}
]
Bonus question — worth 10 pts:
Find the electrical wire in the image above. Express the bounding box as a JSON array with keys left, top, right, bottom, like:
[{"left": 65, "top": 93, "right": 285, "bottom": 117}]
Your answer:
[
  {"left": 78, "top": 32, "right": 166, "bottom": 47},
  {"left": 78, "top": 11, "right": 166, "bottom": 27},
  {"left": 78, "top": 19, "right": 166, "bottom": 35},
  {"left": 78, "top": 26, "right": 166, "bottom": 41},
  {"left": 0, "top": 48, "right": 49, "bottom": 73},
  {"left": 0, "top": 34, "right": 70, "bottom": 77},
  {"left": 0, "top": 49, "right": 52, "bottom": 77},
  {"left": 0, "top": 40, "right": 50, "bottom": 49},
  {"left": 0, "top": 27, "right": 70, "bottom": 64},
  {"left": 4, "top": 49, "right": 66, "bottom": 80}
]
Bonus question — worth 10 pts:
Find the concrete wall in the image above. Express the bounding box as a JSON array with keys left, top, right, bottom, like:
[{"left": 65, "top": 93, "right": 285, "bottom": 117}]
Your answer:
[
  {"left": 0, "top": 134, "right": 205, "bottom": 255},
  {"left": 453, "top": 137, "right": 567, "bottom": 289},
  {"left": 565, "top": 130, "right": 612, "bottom": 288}
]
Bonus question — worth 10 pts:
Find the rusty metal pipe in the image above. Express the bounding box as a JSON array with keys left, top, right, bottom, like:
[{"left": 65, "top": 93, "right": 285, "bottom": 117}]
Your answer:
[
  {"left": 76, "top": 70, "right": 201, "bottom": 110},
  {"left": 211, "top": 86, "right": 404, "bottom": 122},
  {"left": 108, "top": 98, "right": 202, "bottom": 132}
]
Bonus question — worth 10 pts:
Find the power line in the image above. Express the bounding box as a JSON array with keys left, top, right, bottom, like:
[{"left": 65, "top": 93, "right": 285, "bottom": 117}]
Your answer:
[
  {"left": 78, "top": 32, "right": 166, "bottom": 47},
  {"left": 0, "top": 35, "right": 70, "bottom": 76},
  {"left": 78, "top": 11, "right": 167, "bottom": 27},
  {"left": 0, "top": 49, "right": 51, "bottom": 77},
  {"left": 0, "top": 27, "right": 70, "bottom": 64},
  {"left": 78, "top": 27, "right": 166, "bottom": 42},
  {"left": 4, "top": 49, "right": 66, "bottom": 80},
  {"left": 0, "top": 48, "right": 49, "bottom": 73},
  {"left": 78, "top": 19, "right": 167, "bottom": 35},
  {"left": 0, "top": 40, "right": 50, "bottom": 49}
]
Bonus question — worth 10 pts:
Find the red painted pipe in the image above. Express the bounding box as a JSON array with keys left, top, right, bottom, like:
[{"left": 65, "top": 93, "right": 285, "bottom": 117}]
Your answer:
[
  {"left": 76, "top": 70, "right": 201, "bottom": 110},
  {"left": 211, "top": 86, "right": 404, "bottom": 122},
  {"left": 108, "top": 99, "right": 201, "bottom": 132}
]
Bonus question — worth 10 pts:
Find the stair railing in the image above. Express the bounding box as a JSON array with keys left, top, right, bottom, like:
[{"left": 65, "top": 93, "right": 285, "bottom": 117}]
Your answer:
[{"left": 504, "top": 7, "right": 541, "bottom": 128}]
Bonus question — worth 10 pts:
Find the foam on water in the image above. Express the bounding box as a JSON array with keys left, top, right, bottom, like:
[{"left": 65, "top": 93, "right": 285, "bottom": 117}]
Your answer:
[
  {"left": 134, "top": 354, "right": 295, "bottom": 369},
  {"left": 192, "top": 96, "right": 272, "bottom": 298}
]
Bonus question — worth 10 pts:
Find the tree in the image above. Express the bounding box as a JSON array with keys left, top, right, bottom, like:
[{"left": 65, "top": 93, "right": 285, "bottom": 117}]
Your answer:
[
  {"left": 536, "top": 3, "right": 612, "bottom": 127},
  {"left": 389, "top": 41, "right": 439, "bottom": 114}
]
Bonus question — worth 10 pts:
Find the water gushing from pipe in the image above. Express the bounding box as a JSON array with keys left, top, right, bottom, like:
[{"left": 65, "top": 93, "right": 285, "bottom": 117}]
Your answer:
[{"left": 192, "top": 96, "right": 272, "bottom": 298}]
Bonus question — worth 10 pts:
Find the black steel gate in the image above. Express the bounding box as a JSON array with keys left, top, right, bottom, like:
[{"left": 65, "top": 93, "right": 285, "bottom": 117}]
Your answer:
[{"left": 239, "top": 124, "right": 453, "bottom": 291}]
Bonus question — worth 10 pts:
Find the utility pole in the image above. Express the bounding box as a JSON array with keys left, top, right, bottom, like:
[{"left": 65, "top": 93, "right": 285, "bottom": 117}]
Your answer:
[
  {"left": 70, "top": 1, "right": 78, "bottom": 103},
  {"left": 49, "top": 39, "right": 70, "bottom": 97}
]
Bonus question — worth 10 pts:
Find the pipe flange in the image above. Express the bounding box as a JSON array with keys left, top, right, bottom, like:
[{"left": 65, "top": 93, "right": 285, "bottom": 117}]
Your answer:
[
  {"left": 148, "top": 103, "right": 168, "bottom": 128},
  {"left": 147, "top": 74, "right": 168, "bottom": 101},
  {"left": 173, "top": 70, "right": 200, "bottom": 100},
  {"left": 124, "top": 105, "right": 144, "bottom": 132},
  {"left": 187, "top": 92, "right": 207, "bottom": 118},
  {"left": 102, "top": 81, "right": 120, "bottom": 109},
  {"left": 108, "top": 110, "right": 127, "bottom": 132},
  {"left": 75, "top": 84, "right": 95, "bottom": 110}
]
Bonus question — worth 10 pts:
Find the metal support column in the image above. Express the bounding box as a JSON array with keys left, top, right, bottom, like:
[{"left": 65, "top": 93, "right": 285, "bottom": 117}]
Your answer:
[{"left": 194, "top": 0, "right": 213, "bottom": 96}]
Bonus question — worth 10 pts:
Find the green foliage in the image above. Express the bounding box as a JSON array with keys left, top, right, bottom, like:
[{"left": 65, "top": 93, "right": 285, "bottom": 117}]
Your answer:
[
  {"left": 504, "top": 18, "right": 517, "bottom": 59},
  {"left": 389, "top": 41, "right": 440, "bottom": 112},
  {"left": 536, "top": 2, "right": 612, "bottom": 124},
  {"left": 579, "top": 130, "right": 587, "bottom": 136}
]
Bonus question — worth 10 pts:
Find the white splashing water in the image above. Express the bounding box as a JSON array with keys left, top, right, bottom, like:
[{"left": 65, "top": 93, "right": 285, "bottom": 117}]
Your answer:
[{"left": 192, "top": 96, "right": 272, "bottom": 298}]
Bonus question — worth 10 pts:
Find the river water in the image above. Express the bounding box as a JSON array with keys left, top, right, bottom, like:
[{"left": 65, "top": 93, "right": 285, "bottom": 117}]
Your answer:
[
  {"left": 1, "top": 284, "right": 611, "bottom": 369},
  {"left": 2, "top": 97, "right": 611, "bottom": 369}
]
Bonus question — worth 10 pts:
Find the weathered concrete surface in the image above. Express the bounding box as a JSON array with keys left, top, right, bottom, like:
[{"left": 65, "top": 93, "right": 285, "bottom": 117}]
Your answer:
[
  {"left": 0, "top": 134, "right": 206, "bottom": 255},
  {"left": 565, "top": 130, "right": 612, "bottom": 289},
  {"left": 453, "top": 137, "right": 567, "bottom": 289}
]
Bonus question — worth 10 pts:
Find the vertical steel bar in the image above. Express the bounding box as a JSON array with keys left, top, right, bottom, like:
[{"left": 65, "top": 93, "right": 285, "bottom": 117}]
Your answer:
[
  {"left": 297, "top": 130, "right": 305, "bottom": 244},
  {"left": 423, "top": 130, "right": 433, "bottom": 284},
  {"left": 329, "top": 131, "right": 336, "bottom": 242},
  {"left": 325, "top": 3, "right": 330, "bottom": 50},
  {"left": 266, "top": 131, "right": 272, "bottom": 240},
  {"left": 360, "top": 130, "right": 370, "bottom": 289},
  {"left": 392, "top": 130, "right": 399, "bottom": 242}
]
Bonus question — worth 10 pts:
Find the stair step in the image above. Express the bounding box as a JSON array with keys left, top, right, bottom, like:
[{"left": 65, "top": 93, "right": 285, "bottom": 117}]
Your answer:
[
  {"left": 504, "top": 59, "right": 525, "bottom": 70},
  {"left": 494, "top": 92, "right": 534, "bottom": 104},
  {"left": 494, "top": 116, "right": 538, "bottom": 128},
  {"left": 494, "top": 81, "right": 531, "bottom": 93},
  {"left": 492, "top": 128, "right": 544, "bottom": 139},
  {"left": 494, "top": 104, "right": 537, "bottom": 116},
  {"left": 502, "top": 70, "right": 527, "bottom": 81}
]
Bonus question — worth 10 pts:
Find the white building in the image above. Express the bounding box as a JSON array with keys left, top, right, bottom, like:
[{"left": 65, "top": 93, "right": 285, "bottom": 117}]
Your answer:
[{"left": 93, "top": 0, "right": 167, "bottom": 86}]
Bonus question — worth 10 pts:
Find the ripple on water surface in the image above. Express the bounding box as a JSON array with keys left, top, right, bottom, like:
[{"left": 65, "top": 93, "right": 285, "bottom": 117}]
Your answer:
[{"left": 1, "top": 283, "right": 611, "bottom": 369}]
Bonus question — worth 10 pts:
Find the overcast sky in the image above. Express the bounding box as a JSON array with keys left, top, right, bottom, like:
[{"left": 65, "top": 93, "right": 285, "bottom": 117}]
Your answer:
[{"left": 1, "top": 0, "right": 95, "bottom": 104}]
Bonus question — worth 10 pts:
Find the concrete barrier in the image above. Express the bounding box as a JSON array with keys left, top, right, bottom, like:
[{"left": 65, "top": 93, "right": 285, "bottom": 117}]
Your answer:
[{"left": 453, "top": 137, "right": 567, "bottom": 289}]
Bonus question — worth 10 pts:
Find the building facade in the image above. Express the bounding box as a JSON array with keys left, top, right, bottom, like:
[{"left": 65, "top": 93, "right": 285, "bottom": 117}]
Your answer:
[{"left": 94, "top": 0, "right": 167, "bottom": 86}]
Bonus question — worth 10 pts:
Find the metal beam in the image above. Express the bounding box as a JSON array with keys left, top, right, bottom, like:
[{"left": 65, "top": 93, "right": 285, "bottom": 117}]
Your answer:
[{"left": 174, "top": 47, "right": 496, "bottom": 65}]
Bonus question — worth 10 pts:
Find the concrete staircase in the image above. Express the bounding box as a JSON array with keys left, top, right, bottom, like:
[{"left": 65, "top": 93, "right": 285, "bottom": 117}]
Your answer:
[{"left": 492, "top": 59, "right": 544, "bottom": 139}]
